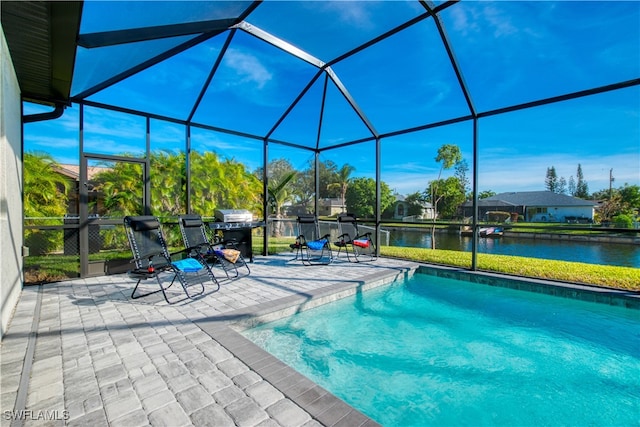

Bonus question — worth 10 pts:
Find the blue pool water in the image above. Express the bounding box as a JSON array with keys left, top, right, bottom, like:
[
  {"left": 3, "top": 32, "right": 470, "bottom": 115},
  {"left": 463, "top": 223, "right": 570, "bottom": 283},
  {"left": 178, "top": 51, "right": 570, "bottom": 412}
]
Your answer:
[{"left": 243, "top": 274, "right": 640, "bottom": 426}]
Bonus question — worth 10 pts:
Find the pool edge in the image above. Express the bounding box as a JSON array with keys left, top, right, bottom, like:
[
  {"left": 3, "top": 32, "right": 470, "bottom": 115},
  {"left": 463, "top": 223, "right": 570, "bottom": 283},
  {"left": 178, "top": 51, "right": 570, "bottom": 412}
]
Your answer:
[
  {"left": 194, "top": 262, "right": 637, "bottom": 427},
  {"left": 417, "top": 264, "right": 640, "bottom": 309},
  {"left": 194, "top": 264, "right": 417, "bottom": 427}
]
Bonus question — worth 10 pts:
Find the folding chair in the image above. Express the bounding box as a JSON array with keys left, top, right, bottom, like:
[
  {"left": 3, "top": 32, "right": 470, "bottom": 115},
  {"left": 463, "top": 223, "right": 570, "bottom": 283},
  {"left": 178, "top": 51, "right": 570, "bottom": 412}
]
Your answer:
[
  {"left": 289, "top": 214, "right": 332, "bottom": 265},
  {"left": 178, "top": 214, "right": 250, "bottom": 280},
  {"left": 334, "top": 213, "right": 377, "bottom": 262},
  {"left": 124, "top": 215, "right": 219, "bottom": 303}
]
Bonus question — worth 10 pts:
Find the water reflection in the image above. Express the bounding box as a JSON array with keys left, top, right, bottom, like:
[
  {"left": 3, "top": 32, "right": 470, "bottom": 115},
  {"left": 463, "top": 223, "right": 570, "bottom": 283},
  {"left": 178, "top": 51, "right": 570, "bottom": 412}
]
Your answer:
[{"left": 387, "top": 229, "right": 640, "bottom": 268}]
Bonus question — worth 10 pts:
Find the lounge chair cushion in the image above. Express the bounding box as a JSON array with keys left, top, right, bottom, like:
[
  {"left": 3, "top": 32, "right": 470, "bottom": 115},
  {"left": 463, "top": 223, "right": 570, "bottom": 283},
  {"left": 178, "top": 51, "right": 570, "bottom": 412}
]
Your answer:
[
  {"left": 215, "top": 248, "right": 241, "bottom": 263},
  {"left": 353, "top": 239, "right": 370, "bottom": 248},
  {"left": 307, "top": 239, "right": 327, "bottom": 251},
  {"left": 172, "top": 257, "right": 203, "bottom": 272}
]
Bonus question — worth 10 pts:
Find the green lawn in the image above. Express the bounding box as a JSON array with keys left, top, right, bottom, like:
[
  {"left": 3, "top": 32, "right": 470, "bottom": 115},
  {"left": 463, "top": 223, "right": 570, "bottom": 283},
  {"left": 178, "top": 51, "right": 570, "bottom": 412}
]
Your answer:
[
  {"left": 24, "top": 239, "right": 639, "bottom": 292},
  {"left": 380, "top": 245, "right": 640, "bottom": 291}
]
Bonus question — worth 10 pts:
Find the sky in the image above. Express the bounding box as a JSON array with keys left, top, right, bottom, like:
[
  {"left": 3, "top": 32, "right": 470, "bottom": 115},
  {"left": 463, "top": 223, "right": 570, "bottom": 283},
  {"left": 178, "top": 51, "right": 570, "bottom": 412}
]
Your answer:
[{"left": 23, "top": 0, "right": 640, "bottom": 197}]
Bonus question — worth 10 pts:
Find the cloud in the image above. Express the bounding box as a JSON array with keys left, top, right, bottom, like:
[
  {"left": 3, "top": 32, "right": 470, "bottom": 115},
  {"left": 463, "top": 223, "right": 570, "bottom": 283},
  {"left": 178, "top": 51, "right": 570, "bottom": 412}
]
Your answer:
[
  {"left": 316, "top": 2, "right": 374, "bottom": 30},
  {"left": 223, "top": 48, "right": 272, "bottom": 90}
]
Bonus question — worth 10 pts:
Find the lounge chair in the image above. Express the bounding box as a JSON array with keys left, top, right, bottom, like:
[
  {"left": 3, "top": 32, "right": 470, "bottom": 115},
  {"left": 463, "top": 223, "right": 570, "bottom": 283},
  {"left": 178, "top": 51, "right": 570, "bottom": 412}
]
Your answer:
[
  {"left": 123, "top": 215, "right": 219, "bottom": 303},
  {"left": 334, "top": 213, "right": 377, "bottom": 262},
  {"left": 290, "top": 214, "right": 332, "bottom": 265},
  {"left": 178, "top": 214, "right": 250, "bottom": 280}
]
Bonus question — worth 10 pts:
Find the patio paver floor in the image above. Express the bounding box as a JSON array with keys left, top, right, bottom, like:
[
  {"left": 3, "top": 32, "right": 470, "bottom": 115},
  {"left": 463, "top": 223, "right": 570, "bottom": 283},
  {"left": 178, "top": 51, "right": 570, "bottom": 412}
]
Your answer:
[{"left": 1, "top": 254, "right": 418, "bottom": 427}]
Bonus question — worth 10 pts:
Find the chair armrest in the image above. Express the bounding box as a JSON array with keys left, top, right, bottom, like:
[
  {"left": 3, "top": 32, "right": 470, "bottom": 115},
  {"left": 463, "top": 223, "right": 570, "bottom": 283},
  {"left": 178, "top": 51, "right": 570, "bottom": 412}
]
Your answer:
[
  {"left": 170, "top": 243, "right": 209, "bottom": 257},
  {"left": 129, "top": 252, "right": 167, "bottom": 264}
]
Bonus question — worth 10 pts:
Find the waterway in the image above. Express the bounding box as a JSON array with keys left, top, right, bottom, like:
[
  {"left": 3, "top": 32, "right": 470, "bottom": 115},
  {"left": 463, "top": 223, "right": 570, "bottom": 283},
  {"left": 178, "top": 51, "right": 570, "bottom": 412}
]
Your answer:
[{"left": 385, "top": 228, "right": 640, "bottom": 268}]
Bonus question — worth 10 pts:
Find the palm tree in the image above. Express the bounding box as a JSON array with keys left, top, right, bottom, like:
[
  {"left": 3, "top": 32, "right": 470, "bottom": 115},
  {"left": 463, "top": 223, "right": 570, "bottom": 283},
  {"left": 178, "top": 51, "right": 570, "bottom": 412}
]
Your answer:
[
  {"left": 92, "top": 161, "right": 144, "bottom": 216},
  {"left": 327, "top": 164, "right": 355, "bottom": 213},
  {"left": 151, "top": 150, "right": 186, "bottom": 216},
  {"left": 23, "top": 152, "right": 72, "bottom": 254},
  {"left": 23, "top": 152, "right": 71, "bottom": 220},
  {"left": 268, "top": 171, "right": 296, "bottom": 237}
]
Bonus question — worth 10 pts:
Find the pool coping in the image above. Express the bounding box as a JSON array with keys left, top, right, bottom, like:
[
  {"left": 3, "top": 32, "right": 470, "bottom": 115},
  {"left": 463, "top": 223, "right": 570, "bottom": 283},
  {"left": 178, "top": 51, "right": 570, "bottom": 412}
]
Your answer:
[
  {"left": 418, "top": 264, "right": 640, "bottom": 309},
  {"left": 194, "top": 263, "right": 638, "bottom": 426},
  {"left": 195, "top": 264, "right": 417, "bottom": 427}
]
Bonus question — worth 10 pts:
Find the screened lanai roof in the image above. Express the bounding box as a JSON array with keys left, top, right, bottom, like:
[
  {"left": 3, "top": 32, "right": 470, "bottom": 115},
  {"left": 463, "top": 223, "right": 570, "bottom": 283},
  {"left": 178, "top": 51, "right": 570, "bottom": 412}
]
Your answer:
[{"left": 6, "top": 1, "right": 640, "bottom": 153}]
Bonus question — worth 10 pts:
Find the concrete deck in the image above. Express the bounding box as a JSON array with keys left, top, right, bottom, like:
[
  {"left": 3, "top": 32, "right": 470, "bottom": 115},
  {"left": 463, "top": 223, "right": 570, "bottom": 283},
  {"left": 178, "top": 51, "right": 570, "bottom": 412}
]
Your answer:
[{"left": 1, "top": 254, "right": 418, "bottom": 427}]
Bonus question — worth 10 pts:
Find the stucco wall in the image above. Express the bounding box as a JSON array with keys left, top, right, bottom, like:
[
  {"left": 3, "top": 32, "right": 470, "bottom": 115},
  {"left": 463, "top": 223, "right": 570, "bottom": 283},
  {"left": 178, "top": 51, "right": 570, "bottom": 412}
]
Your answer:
[
  {"left": 529, "top": 206, "right": 594, "bottom": 223},
  {"left": 0, "top": 23, "right": 23, "bottom": 339}
]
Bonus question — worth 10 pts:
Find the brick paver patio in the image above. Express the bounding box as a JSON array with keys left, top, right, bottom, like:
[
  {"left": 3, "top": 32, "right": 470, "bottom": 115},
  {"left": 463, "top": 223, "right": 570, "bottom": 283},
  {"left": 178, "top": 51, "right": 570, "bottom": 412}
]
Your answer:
[{"left": 1, "top": 254, "right": 418, "bottom": 427}]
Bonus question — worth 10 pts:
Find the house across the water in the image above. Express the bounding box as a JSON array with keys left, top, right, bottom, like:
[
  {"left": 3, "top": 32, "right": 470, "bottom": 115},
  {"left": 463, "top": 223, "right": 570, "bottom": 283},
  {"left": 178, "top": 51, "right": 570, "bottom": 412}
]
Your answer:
[{"left": 461, "top": 191, "right": 597, "bottom": 223}]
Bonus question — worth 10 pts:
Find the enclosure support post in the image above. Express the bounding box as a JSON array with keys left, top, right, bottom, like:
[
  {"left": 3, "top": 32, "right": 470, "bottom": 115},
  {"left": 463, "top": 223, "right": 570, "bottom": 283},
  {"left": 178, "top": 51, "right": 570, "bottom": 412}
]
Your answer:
[{"left": 471, "top": 118, "right": 479, "bottom": 270}]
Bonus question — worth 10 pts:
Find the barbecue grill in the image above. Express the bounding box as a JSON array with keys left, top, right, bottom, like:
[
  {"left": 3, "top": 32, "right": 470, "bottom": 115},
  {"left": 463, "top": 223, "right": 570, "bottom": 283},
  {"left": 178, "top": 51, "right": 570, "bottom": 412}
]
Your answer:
[
  {"left": 214, "top": 209, "right": 253, "bottom": 223},
  {"left": 209, "top": 209, "right": 263, "bottom": 262}
]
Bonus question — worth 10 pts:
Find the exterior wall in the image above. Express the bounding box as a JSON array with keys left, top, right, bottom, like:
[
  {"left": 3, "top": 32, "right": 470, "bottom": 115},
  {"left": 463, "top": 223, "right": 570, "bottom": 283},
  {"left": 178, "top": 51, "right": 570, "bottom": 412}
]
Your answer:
[
  {"left": 393, "top": 202, "right": 408, "bottom": 219},
  {"left": 318, "top": 199, "right": 345, "bottom": 217},
  {"left": 528, "top": 206, "right": 593, "bottom": 223},
  {"left": 0, "top": 24, "right": 23, "bottom": 339}
]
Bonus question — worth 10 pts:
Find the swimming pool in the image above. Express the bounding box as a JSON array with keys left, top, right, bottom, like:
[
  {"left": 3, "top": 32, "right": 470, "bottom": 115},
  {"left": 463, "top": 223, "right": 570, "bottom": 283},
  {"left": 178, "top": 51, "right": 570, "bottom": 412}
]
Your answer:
[{"left": 243, "top": 273, "right": 640, "bottom": 426}]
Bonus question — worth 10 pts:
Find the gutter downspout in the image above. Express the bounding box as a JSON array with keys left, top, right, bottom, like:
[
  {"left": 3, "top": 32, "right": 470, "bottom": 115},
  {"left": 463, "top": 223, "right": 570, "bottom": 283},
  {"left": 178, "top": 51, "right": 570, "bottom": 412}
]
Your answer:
[{"left": 22, "top": 103, "right": 65, "bottom": 123}]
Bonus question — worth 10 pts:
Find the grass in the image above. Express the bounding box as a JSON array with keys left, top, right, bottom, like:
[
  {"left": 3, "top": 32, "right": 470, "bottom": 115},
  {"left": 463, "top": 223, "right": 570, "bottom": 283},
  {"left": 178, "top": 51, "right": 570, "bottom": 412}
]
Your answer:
[
  {"left": 24, "top": 239, "right": 639, "bottom": 292},
  {"left": 380, "top": 245, "right": 640, "bottom": 291}
]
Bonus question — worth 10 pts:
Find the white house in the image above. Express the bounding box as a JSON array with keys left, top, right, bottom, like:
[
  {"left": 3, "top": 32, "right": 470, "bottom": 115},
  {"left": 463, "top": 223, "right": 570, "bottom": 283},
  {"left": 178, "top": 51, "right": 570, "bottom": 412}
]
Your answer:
[{"left": 393, "top": 194, "right": 435, "bottom": 221}]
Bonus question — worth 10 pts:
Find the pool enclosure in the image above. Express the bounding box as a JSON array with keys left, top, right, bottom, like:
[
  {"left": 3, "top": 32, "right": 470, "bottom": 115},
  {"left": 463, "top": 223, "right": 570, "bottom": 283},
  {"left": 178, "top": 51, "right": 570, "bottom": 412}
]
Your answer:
[{"left": 3, "top": 1, "right": 639, "bottom": 281}]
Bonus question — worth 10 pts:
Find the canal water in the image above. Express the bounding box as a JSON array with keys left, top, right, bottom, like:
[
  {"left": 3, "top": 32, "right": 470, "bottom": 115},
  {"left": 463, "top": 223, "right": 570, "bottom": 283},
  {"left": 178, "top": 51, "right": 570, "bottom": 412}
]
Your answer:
[{"left": 385, "top": 228, "right": 640, "bottom": 268}]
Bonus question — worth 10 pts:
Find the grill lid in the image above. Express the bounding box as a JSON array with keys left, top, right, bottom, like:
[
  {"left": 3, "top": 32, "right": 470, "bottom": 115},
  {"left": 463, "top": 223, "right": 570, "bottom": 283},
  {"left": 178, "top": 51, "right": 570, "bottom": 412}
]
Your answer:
[{"left": 215, "top": 209, "right": 253, "bottom": 223}]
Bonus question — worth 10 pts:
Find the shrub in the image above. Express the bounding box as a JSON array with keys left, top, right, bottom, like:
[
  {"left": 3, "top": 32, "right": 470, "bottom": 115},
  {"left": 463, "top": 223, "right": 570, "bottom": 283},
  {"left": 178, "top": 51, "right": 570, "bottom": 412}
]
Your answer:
[{"left": 612, "top": 214, "right": 633, "bottom": 228}]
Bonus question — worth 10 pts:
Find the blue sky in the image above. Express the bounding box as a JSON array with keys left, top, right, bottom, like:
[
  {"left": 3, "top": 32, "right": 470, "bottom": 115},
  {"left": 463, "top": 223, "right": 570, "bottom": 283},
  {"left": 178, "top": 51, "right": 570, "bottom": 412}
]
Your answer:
[{"left": 24, "top": 1, "right": 639, "bottom": 196}]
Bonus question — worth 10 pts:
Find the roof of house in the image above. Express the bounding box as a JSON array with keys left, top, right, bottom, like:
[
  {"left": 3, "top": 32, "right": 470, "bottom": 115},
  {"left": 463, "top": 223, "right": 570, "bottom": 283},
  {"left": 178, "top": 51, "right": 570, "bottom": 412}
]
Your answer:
[
  {"left": 483, "top": 191, "right": 597, "bottom": 207},
  {"left": 55, "top": 164, "right": 110, "bottom": 181}
]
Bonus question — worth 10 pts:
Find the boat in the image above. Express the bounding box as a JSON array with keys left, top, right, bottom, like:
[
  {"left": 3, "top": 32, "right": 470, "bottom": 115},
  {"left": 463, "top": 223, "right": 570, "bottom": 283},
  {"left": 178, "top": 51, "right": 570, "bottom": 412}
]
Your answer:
[
  {"left": 480, "top": 227, "right": 503, "bottom": 238},
  {"left": 460, "top": 226, "right": 504, "bottom": 238}
]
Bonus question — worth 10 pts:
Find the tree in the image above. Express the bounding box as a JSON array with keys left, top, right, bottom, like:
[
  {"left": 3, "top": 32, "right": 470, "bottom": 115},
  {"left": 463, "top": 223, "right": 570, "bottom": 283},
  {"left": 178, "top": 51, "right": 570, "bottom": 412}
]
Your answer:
[
  {"left": 425, "top": 177, "right": 466, "bottom": 219},
  {"left": 545, "top": 166, "right": 558, "bottom": 193},
  {"left": 345, "top": 177, "right": 394, "bottom": 218},
  {"left": 431, "top": 144, "right": 462, "bottom": 215},
  {"left": 317, "top": 160, "right": 339, "bottom": 199},
  {"left": 428, "top": 144, "right": 462, "bottom": 248},
  {"left": 23, "top": 152, "right": 71, "bottom": 219},
  {"left": 267, "top": 171, "right": 297, "bottom": 237},
  {"left": 151, "top": 150, "right": 186, "bottom": 216},
  {"left": 23, "top": 152, "right": 72, "bottom": 254},
  {"left": 479, "top": 190, "right": 496, "bottom": 199},
  {"left": 568, "top": 176, "right": 576, "bottom": 196},
  {"left": 598, "top": 193, "right": 624, "bottom": 224},
  {"left": 618, "top": 183, "right": 640, "bottom": 210},
  {"left": 91, "top": 160, "right": 144, "bottom": 216},
  {"left": 557, "top": 177, "right": 567, "bottom": 195},
  {"left": 454, "top": 159, "right": 470, "bottom": 197},
  {"left": 404, "top": 192, "right": 427, "bottom": 217},
  {"left": 327, "top": 164, "right": 355, "bottom": 214},
  {"left": 575, "top": 164, "right": 589, "bottom": 199}
]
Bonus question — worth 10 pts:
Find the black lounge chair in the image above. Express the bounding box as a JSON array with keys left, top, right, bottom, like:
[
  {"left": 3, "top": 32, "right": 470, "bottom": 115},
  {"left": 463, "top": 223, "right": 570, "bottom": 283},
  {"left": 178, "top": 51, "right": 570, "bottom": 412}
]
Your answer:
[
  {"left": 334, "top": 213, "right": 377, "bottom": 262},
  {"left": 124, "top": 215, "right": 219, "bottom": 303},
  {"left": 290, "top": 214, "right": 332, "bottom": 265},
  {"left": 178, "top": 214, "right": 250, "bottom": 280}
]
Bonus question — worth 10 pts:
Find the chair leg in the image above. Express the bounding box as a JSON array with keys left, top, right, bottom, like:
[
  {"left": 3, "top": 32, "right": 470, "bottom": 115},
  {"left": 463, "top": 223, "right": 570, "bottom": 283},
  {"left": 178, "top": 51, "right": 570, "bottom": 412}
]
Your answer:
[
  {"left": 131, "top": 273, "right": 176, "bottom": 303},
  {"left": 303, "top": 245, "right": 332, "bottom": 265}
]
